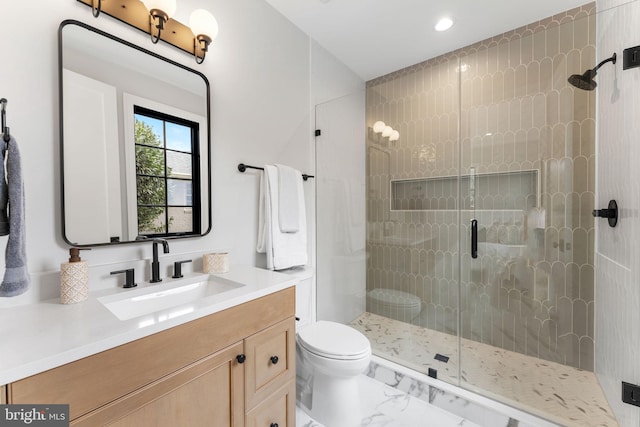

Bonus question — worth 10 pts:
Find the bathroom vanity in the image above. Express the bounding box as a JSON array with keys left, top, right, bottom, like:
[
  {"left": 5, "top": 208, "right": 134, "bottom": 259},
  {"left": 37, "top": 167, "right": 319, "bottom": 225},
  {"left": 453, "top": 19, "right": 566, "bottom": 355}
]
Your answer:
[{"left": 0, "top": 267, "right": 297, "bottom": 426}]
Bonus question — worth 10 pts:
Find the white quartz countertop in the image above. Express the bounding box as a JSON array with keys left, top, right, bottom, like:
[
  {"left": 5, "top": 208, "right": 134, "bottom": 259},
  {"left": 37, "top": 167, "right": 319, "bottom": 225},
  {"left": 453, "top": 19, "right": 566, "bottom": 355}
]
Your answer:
[{"left": 0, "top": 265, "right": 306, "bottom": 386}]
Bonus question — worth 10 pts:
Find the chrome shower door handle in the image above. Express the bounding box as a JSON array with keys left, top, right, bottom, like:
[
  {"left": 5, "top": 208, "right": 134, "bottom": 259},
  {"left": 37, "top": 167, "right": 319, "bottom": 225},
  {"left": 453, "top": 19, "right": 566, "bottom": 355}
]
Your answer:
[{"left": 471, "top": 219, "right": 478, "bottom": 259}]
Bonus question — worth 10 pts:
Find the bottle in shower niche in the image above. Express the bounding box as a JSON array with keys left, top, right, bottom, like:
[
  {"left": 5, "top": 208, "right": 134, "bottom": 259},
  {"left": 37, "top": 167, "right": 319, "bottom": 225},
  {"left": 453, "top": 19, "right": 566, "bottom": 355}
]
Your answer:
[{"left": 60, "top": 247, "right": 91, "bottom": 304}]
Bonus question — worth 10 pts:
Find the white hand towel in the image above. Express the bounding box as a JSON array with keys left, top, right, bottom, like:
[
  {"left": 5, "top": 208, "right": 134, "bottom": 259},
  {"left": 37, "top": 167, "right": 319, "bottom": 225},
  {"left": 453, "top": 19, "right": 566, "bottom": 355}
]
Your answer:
[
  {"left": 256, "top": 165, "right": 307, "bottom": 270},
  {"left": 275, "top": 164, "right": 300, "bottom": 233}
]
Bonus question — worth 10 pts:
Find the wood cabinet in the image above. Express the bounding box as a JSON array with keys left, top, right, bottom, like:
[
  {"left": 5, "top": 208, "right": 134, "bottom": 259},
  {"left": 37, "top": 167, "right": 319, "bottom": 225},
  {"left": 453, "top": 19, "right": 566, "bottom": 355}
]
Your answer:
[
  {"left": 7, "top": 287, "right": 296, "bottom": 427},
  {"left": 1, "top": 385, "right": 6, "bottom": 404},
  {"left": 245, "top": 317, "right": 295, "bottom": 410},
  {"left": 244, "top": 318, "right": 296, "bottom": 427}
]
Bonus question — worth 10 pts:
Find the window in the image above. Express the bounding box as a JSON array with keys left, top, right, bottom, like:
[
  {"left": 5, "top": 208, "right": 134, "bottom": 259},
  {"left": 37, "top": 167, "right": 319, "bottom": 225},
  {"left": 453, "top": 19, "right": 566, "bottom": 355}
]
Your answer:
[{"left": 134, "top": 106, "right": 201, "bottom": 237}]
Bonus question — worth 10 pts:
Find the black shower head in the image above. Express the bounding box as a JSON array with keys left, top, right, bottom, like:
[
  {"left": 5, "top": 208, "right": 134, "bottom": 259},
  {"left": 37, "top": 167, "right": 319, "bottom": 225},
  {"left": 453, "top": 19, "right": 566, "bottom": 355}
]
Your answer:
[
  {"left": 568, "top": 69, "right": 598, "bottom": 90},
  {"left": 568, "top": 52, "right": 617, "bottom": 91}
]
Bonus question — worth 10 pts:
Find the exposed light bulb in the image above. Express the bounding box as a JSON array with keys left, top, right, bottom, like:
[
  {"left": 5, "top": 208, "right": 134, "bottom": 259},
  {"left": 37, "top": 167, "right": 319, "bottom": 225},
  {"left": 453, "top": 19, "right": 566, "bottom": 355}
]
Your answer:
[
  {"left": 372, "top": 121, "right": 386, "bottom": 133},
  {"left": 382, "top": 126, "right": 393, "bottom": 138},
  {"left": 190, "top": 9, "right": 219, "bottom": 42},
  {"left": 435, "top": 17, "right": 454, "bottom": 32},
  {"left": 389, "top": 130, "right": 400, "bottom": 142}
]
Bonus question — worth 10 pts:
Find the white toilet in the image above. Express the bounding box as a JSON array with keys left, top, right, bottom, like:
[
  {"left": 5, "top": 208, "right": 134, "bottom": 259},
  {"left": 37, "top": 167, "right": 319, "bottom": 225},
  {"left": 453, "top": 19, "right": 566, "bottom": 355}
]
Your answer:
[
  {"left": 279, "top": 267, "right": 371, "bottom": 427},
  {"left": 366, "top": 288, "right": 422, "bottom": 323},
  {"left": 297, "top": 321, "right": 371, "bottom": 427}
]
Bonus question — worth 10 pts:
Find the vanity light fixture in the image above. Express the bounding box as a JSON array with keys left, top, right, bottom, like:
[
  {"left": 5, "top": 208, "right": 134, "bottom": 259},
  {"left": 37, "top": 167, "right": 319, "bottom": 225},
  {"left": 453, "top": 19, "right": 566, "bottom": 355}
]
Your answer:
[
  {"left": 190, "top": 9, "right": 219, "bottom": 64},
  {"left": 141, "top": 0, "right": 177, "bottom": 44},
  {"left": 78, "top": 0, "right": 218, "bottom": 64}
]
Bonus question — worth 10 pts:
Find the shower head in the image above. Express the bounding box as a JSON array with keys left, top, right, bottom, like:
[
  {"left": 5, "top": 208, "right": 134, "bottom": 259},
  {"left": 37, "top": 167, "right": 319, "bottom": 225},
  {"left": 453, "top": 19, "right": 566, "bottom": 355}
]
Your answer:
[
  {"left": 568, "top": 69, "right": 598, "bottom": 90},
  {"left": 568, "top": 52, "right": 617, "bottom": 91}
]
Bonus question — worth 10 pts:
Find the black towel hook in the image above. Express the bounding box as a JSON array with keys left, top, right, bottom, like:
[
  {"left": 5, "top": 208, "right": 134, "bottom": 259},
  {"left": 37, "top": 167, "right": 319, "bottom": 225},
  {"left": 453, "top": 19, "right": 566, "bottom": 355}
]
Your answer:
[{"left": 1, "top": 98, "right": 10, "bottom": 144}]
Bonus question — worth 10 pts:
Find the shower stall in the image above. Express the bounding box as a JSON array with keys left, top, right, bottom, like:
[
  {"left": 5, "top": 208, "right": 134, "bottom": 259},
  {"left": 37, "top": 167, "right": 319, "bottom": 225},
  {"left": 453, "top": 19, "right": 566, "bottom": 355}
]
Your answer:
[{"left": 315, "top": 2, "right": 629, "bottom": 425}]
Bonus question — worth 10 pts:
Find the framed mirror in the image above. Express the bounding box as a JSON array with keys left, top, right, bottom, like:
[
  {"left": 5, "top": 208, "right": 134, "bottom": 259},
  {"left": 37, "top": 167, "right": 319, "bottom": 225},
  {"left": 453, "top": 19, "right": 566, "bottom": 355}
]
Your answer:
[{"left": 59, "top": 20, "right": 211, "bottom": 247}]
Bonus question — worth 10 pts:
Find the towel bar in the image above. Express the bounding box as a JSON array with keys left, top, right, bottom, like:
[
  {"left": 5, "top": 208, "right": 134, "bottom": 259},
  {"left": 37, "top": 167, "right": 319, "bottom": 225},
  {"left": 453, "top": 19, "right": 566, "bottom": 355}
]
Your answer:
[{"left": 237, "top": 163, "right": 314, "bottom": 181}]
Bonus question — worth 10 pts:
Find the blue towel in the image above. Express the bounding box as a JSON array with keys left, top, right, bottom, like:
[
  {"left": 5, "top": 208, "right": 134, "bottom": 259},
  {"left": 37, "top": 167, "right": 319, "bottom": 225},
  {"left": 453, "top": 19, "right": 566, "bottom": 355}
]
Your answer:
[{"left": 0, "top": 136, "right": 29, "bottom": 297}]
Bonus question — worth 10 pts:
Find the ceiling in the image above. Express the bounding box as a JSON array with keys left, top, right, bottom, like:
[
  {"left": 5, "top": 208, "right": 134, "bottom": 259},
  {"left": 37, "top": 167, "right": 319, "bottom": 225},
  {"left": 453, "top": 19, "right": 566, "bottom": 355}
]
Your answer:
[{"left": 264, "top": 0, "right": 592, "bottom": 81}]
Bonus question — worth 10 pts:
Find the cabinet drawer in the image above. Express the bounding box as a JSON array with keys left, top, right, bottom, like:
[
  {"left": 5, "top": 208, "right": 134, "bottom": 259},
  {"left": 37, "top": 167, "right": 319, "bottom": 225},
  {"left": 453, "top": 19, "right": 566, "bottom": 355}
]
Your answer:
[
  {"left": 245, "top": 382, "right": 295, "bottom": 427},
  {"left": 244, "top": 317, "right": 295, "bottom": 410}
]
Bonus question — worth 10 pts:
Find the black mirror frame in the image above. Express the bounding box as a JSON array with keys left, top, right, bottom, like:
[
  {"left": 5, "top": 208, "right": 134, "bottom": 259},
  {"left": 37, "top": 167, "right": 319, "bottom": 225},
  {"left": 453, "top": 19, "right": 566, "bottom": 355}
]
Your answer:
[{"left": 58, "top": 19, "right": 212, "bottom": 247}]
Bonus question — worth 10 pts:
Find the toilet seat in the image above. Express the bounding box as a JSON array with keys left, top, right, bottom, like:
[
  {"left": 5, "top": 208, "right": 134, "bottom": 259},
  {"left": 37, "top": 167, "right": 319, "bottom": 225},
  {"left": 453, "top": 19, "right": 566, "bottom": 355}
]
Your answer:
[{"left": 297, "top": 321, "right": 370, "bottom": 360}]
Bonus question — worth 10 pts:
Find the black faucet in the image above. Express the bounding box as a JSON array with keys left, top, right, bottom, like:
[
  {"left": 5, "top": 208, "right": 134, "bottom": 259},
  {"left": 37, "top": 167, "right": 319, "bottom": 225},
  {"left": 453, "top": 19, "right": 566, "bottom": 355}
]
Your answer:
[{"left": 150, "top": 239, "right": 170, "bottom": 283}]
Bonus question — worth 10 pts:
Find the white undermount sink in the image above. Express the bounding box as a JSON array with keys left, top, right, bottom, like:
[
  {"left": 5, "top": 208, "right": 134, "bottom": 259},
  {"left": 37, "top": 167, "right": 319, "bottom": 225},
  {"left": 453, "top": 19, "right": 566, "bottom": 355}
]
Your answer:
[{"left": 98, "top": 275, "right": 245, "bottom": 321}]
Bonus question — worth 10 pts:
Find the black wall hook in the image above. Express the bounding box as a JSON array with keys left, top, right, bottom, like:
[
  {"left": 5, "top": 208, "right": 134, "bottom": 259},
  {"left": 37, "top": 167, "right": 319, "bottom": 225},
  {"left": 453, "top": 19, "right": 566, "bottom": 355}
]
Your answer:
[
  {"left": 1, "top": 98, "right": 10, "bottom": 144},
  {"left": 593, "top": 199, "right": 618, "bottom": 227}
]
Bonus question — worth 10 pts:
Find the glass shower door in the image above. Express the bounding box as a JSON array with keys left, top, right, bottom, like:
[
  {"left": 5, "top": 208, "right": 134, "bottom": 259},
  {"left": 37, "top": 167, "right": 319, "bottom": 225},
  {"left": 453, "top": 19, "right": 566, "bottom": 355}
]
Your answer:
[
  {"left": 315, "top": 92, "right": 367, "bottom": 325},
  {"left": 458, "top": 10, "right": 597, "bottom": 417}
]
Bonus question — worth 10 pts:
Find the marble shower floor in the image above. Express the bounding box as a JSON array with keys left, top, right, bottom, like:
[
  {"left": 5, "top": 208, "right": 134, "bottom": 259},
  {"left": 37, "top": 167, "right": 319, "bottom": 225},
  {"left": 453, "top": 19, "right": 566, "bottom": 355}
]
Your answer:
[{"left": 350, "top": 312, "right": 618, "bottom": 427}]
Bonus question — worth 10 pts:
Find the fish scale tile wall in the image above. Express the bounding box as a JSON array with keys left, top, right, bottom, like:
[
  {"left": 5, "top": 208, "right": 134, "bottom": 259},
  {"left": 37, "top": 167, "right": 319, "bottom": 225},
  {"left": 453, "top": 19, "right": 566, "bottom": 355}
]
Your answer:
[{"left": 366, "top": 3, "right": 596, "bottom": 370}]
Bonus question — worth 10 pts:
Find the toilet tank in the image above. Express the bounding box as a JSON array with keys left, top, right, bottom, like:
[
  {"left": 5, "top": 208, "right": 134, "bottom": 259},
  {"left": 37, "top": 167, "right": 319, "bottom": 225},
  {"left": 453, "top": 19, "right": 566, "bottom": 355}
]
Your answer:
[
  {"left": 274, "top": 266, "right": 314, "bottom": 330},
  {"left": 295, "top": 276, "right": 313, "bottom": 329}
]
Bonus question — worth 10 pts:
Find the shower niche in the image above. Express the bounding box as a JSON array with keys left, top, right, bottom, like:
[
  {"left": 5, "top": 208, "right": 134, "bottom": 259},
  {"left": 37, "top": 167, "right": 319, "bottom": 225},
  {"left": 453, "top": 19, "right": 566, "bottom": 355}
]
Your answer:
[{"left": 390, "top": 170, "right": 539, "bottom": 212}]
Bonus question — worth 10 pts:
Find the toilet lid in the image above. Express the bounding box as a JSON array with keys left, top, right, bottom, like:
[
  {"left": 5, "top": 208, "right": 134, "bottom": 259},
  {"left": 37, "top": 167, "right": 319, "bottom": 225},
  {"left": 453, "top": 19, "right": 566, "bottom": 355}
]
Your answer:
[
  {"left": 367, "top": 288, "right": 421, "bottom": 308},
  {"left": 298, "top": 321, "right": 370, "bottom": 360}
]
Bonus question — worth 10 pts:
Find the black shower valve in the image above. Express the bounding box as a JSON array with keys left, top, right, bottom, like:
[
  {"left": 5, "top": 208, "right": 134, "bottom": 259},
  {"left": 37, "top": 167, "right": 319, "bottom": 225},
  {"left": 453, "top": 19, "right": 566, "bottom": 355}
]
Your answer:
[
  {"left": 592, "top": 199, "right": 618, "bottom": 228},
  {"left": 593, "top": 208, "right": 615, "bottom": 218}
]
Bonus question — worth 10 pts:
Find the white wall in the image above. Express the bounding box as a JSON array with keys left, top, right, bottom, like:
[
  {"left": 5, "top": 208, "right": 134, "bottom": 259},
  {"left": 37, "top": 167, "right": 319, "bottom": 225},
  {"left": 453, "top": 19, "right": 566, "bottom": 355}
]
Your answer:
[
  {"left": 595, "top": 1, "right": 640, "bottom": 425},
  {"left": 0, "top": 0, "right": 362, "bottom": 307}
]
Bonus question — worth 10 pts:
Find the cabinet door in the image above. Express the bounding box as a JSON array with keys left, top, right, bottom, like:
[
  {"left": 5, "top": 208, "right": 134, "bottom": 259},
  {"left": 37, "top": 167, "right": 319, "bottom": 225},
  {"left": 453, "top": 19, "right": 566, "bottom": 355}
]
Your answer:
[
  {"left": 73, "top": 342, "right": 244, "bottom": 427},
  {"left": 245, "top": 382, "right": 295, "bottom": 427},
  {"left": 244, "top": 317, "right": 296, "bottom": 410},
  {"left": 1, "top": 385, "right": 6, "bottom": 404}
]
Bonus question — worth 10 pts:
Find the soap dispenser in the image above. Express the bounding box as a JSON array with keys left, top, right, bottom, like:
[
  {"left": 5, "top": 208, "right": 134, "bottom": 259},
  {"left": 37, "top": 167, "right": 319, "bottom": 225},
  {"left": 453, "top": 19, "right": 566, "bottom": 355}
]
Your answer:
[{"left": 60, "top": 247, "right": 91, "bottom": 304}]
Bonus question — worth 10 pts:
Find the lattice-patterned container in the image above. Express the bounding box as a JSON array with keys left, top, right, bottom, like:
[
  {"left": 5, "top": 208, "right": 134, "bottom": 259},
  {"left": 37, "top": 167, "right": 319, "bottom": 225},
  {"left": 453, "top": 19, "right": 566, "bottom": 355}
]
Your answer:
[{"left": 203, "top": 252, "right": 229, "bottom": 274}]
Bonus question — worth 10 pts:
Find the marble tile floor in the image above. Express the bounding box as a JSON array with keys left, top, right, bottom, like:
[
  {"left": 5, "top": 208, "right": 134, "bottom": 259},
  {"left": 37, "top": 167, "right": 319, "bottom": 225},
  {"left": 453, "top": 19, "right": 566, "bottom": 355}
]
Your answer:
[
  {"left": 364, "top": 358, "right": 551, "bottom": 427},
  {"left": 296, "top": 374, "right": 482, "bottom": 427},
  {"left": 350, "top": 312, "right": 618, "bottom": 427}
]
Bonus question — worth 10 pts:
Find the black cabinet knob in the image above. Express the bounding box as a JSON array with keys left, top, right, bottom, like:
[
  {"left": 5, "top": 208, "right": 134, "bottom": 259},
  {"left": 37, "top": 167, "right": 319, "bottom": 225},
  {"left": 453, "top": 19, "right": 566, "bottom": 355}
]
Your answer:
[
  {"left": 270, "top": 423, "right": 279, "bottom": 427},
  {"left": 236, "top": 354, "right": 246, "bottom": 364},
  {"left": 270, "top": 355, "right": 279, "bottom": 365}
]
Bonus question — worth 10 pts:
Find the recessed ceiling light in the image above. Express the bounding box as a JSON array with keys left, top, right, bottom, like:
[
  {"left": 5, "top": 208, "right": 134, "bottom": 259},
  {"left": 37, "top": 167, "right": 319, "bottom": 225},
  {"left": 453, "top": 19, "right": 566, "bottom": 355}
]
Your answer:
[{"left": 435, "top": 17, "right": 454, "bottom": 32}]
